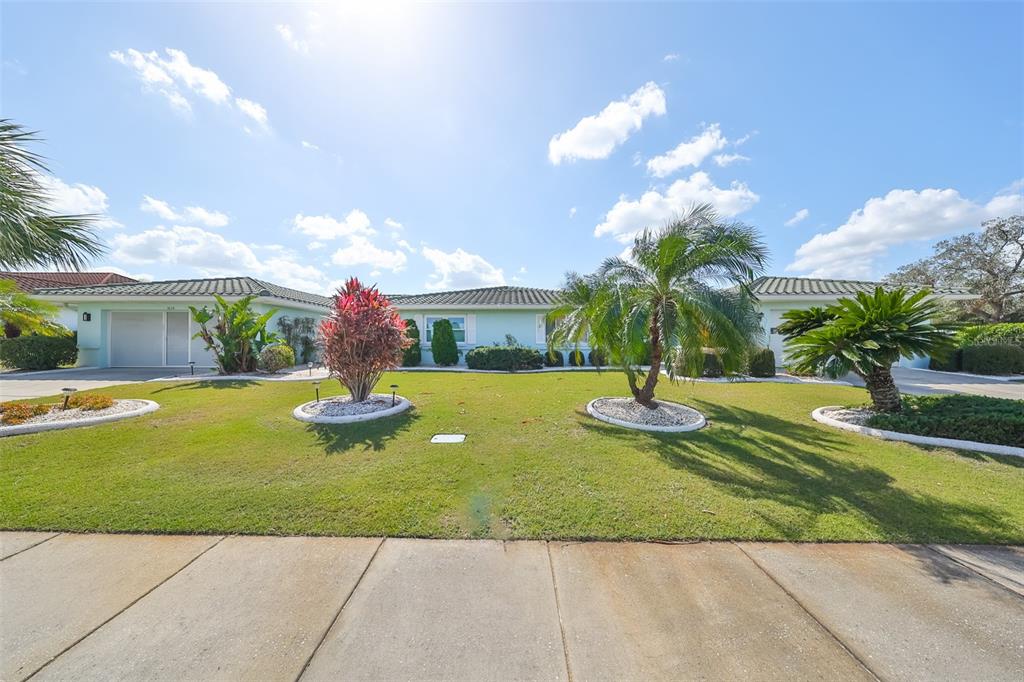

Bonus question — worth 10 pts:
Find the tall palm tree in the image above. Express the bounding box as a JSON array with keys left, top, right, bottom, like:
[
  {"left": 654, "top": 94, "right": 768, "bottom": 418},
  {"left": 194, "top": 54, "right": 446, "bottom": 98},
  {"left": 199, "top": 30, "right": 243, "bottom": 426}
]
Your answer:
[
  {"left": 780, "top": 287, "right": 957, "bottom": 413},
  {"left": 550, "top": 204, "right": 768, "bottom": 407},
  {"left": 0, "top": 120, "right": 103, "bottom": 270}
]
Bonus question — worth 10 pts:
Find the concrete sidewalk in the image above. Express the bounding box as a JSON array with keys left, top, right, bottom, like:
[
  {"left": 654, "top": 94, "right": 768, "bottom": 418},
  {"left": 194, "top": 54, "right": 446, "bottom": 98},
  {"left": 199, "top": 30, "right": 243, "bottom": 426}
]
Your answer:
[
  {"left": 845, "top": 367, "right": 1024, "bottom": 400},
  {"left": 1, "top": 533, "right": 1021, "bottom": 681}
]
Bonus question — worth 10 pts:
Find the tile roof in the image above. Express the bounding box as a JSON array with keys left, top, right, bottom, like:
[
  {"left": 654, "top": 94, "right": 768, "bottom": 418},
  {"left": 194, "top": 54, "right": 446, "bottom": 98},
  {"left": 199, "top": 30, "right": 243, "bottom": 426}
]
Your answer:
[
  {"left": 388, "top": 286, "right": 561, "bottom": 307},
  {"left": 1, "top": 271, "right": 137, "bottom": 291},
  {"left": 32, "top": 276, "right": 333, "bottom": 308},
  {"left": 749, "top": 276, "right": 973, "bottom": 298}
]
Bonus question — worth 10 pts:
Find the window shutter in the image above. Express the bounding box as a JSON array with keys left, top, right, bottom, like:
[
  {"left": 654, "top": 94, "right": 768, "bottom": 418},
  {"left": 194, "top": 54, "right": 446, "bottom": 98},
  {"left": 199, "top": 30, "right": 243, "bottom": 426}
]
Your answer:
[
  {"left": 535, "top": 314, "right": 546, "bottom": 344},
  {"left": 466, "top": 314, "right": 477, "bottom": 344}
]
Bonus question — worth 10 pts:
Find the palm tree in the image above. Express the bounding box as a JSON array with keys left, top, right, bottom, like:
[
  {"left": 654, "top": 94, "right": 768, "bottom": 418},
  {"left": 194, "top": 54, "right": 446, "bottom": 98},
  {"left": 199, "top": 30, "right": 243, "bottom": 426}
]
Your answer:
[
  {"left": 550, "top": 204, "right": 768, "bottom": 407},
  {"left": 0, "top": 279, "right": 66, "bottom": 338},
  {"left": 0, "top": 120, "right": 103, "bottom": 270},
  {"left": 780, "top": 287, "right": 957, "bottom": 413}
]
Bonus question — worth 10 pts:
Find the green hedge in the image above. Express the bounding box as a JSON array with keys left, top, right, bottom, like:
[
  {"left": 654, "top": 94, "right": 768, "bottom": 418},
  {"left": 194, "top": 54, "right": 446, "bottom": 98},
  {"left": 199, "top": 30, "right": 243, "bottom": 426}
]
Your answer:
[
  {"left": 746, "top": 348, "right": 776, "bottom": 377},
  {"left": 402, "top": 319, "right": 421, "bottom": 367},
  {"left": 588, "top": 348, "right": 607, "bottom": 367},
  {"left": 430, "top": 319, "right": 459, "bottom": 366},
  {"left": 701, "top": 352, "right": 724, "bottom": 378},
  {"left": 0, "top": 334, "right": 78, "bottom": 370},
  {"left": 961, "top": 344, "right": 1024, "bottom": 375},
  {"left": 866, "top": 394, "right": 1024, "bottom": 448},
  {"left": 956, "top": 323, "right": 1024, "bottom": 348},
  {"left": 567, "top": 349, "right": 585, "bottom": 367},
  {"left": 928, "top": 348, "right": 962, "bottom": 372},
  {"left": 543, "top": 350, "right": 564, "bottom": 367},
  {"left": 259, "top": 344, "right": 295, "bottom": 373},
  {"left": 465, "top": 345, "right": 543, "bottom": 371}
]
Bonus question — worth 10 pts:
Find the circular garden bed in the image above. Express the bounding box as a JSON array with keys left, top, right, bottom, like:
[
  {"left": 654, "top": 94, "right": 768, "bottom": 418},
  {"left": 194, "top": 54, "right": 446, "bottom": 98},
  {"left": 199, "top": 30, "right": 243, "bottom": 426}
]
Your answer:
[
  {"left": 587, "top": 397, "right": 706, "bottom": 433},
  {"left": 293, "top": 393, "right": 412, "bottom": 424}
]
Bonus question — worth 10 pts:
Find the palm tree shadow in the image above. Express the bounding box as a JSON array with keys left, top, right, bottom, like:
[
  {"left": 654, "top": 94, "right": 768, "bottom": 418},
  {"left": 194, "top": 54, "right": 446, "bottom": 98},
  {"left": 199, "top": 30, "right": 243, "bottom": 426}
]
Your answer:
[
  {"left": 151, "top": 379, "right": 257, "bottom": 392},
  {"left": 577, "top": 399, "right": 1021, "bottom": 546},
  {"left": 306, "top": 411, "right": 419, "bottom": 453}
]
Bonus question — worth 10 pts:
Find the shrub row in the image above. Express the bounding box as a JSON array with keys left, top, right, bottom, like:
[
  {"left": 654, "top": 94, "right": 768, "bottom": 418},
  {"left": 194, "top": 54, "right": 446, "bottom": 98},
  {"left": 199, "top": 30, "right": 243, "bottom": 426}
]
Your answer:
[
  {"left": 402, "top": 319, "right": 421, "bottom": 367},
  {"left": 931, "top": 344, "right": 1024, "bottom": 375},
  {"left": 956, "top": 323, "right": 1024, "bottom": 349},
  {"left": 746, "top": 348, "right": 776, "bottom": 377},
  {"left": 465, "top": 345, "right": 544, "bottom": 371},
  {"left": 866, "top": 394, "right": 1024, "bottom": 448},
  {"left": 0, "top": 335, "right": 78, "bottom": 370}
]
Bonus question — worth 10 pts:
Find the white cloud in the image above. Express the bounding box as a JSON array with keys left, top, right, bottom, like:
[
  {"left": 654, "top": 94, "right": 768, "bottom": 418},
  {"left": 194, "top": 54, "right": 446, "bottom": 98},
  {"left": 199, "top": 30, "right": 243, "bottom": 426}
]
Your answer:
[
  {"left": 422, "top": 247, "right": 506, "bottom": 290},
  {"left": 646, "top": 123, "right": 727, "bottom": 177},
  {"left": 330, "top": 235, "right": 407, "bottom": 273},
  {"left": 38, "top": 175, "right": 120, "bottom": 228},
  {"left": 276, "top": 24, "right": 309, "bottom": 54},
  {"left": 89, "top": 265, "right": 153, "bottom": 282},
  {"left": 594, "top": 171, "right": 760, "bottom": 243},
  {"left": 139, "top": 195, "right": 228, "bottom": 228},
  {"left": 548, "top": 82, "right": 666, "bottom": 164},
  {"left": 663, "top": 53, "right": 680, "bottom": 62},
  {"left": 787, "top": 185, "right": 1024, "bottom": 279},
  {"left": 110, "top": 48, "right": 267, "bottom": 130},
  {"left": 569, "top": 206, "right": 577, "bottom": 218},
  {"left": 395, "top": 238, "right": 414, "bottom": 252},
  {"left": 307, "top": 241, "right": 325, "bottom": 250},
  {"left": 291, "top": 211, "right": 374, "bottom": 241},
  {"left": 384, "top": 218, "right": 403, "bottom": 230},
  {"left": 784, "top": 208, "right": 810, "bottom": 227},
  {"left": 713, "top": 153, "right": 750, "bottom": 167},
  {"left": 301, "top": 140, "right": 320, "bottom": 150}
]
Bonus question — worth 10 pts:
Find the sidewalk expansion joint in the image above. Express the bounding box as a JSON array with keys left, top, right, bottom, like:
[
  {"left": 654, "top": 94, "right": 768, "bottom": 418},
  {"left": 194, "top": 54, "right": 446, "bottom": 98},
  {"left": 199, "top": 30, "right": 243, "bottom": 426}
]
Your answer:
[
  {"left": 545, "top": 540, "right": 574, "bottom": 682},
  {"left": 1, "top": 532, "right": 61, "bottom": 562}
]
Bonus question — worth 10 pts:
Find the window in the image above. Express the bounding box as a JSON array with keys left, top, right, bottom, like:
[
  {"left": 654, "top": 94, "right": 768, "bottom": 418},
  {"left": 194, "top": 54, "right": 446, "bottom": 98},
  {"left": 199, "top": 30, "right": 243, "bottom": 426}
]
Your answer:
[{"left": 425, "top": 316, "right": 466, "bottom": 343}]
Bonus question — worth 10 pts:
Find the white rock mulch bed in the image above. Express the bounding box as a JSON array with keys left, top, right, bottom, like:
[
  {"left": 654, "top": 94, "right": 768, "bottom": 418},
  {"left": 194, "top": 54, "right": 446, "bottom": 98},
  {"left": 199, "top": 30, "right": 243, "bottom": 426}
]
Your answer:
[
  {"left": 812, "top": 406, "right": 1024, "bottom": 458},
  {"left": 587, "top": 397, "right": 706, "bottom": 433},
  {"left": 0, "top": 399, "right": 160, "bottom": 437},
  {"left": 293, "top": 393, "right": 412, "bottom": 424}
]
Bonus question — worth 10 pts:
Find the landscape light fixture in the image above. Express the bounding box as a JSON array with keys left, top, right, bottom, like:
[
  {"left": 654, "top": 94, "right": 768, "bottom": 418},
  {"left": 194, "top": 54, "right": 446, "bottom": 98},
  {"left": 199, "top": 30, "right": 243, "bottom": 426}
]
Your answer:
[
  {"left": 390, "top": 384, "right": 399, "bottom": 407},
  {"left": 188, "top": 361, "right": 196, "bottom": 376},
  {"left": 308, "top": 361, "right": 314, "bottom": 376},
  {"left": 312, "top": 380, "right": 321, "bottom": 403},
  {"left": 61, "top": 387, "right": 77, "bottom": 410}
]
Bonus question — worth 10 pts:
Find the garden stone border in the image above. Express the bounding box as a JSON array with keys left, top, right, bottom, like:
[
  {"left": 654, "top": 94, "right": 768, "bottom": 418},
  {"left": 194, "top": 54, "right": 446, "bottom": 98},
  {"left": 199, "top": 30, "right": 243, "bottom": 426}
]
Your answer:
[
  {"left": 0, "top": 399, "right": 160, "bottom": 437},
  {"left": 292, "top": 396, "right": 413, "bottom": 424},
  {"left": 811, "top": 406, "right": 1024, "bottom": 458},
  {"left": 586, "top": 398, "right": 706, "bottom": 433}
]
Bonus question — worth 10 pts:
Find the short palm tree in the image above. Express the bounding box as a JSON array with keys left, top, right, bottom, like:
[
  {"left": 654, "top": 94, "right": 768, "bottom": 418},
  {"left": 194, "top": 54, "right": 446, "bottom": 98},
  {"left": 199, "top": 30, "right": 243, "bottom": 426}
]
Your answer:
[
  {"left": 0, "top": 120, "right": 103, "bottom": 270},
  {"left": 0, "top": 278, "right": 66, "bottom": 338},
  {"left": 780, "top": 287, "right": 957, "bottom": 413},
  {"left": 550, "top": 204, "right": 768, "bottom": 407}
]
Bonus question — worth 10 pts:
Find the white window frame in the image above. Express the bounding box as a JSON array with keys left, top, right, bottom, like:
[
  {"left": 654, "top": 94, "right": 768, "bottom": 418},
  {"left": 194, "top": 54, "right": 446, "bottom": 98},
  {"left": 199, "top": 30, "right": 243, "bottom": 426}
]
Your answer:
[{"left": 424, "top": 315, "right": 467, "bottom": 344}]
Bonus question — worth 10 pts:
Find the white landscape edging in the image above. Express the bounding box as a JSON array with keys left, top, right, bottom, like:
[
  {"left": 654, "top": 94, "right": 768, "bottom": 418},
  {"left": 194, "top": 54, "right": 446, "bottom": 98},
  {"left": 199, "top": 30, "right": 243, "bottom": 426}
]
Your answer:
[
  {"left": 586, "top": 398, "right": 706, "bottom": 433},
  {"left": 0, "top": 400, "right": 161, "bottom": 437},
  {"left": 292, "top": 396, "right": 412, "bottom": 425},
  {"left": 811, "top": 406, "right": 1024, "bottom": 458}
]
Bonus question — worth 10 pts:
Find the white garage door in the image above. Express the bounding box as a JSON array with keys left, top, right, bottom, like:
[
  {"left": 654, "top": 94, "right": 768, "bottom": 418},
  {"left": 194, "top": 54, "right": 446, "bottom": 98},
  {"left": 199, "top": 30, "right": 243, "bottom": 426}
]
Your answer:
[{"left": 110, "top": 312, "right": 164, "bottom": 366}]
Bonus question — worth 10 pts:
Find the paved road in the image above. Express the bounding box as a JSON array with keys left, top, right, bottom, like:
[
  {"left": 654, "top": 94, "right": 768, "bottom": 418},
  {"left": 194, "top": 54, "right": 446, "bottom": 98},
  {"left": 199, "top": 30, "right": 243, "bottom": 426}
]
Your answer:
[
  {"left": 845, "top": 366, "right": 1024, "bottom": 400},
  {"left": 1, "top": 533, "right": 1021, "bottom": 681}
]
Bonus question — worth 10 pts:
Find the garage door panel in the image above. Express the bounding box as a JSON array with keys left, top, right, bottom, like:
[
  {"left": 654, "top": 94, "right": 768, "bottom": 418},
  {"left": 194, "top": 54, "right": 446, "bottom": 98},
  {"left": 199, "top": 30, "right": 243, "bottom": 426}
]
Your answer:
[{"left": 110, "top": 312, "right": 163, "bottom": 367}]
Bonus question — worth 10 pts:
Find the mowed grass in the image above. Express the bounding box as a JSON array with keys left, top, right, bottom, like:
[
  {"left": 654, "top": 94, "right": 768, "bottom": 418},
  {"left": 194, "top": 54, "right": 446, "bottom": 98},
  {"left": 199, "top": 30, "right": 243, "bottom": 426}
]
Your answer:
[{"left": 2, "top": 371, "right": 1022, "bottom": 543}]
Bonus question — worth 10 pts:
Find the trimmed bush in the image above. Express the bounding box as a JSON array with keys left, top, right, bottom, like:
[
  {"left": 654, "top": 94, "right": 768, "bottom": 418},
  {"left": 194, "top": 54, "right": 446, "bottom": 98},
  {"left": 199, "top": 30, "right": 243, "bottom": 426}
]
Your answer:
[
  {"left": 67, "top": 394, "right": 115, "bottom": 411},
  {"left": 543, "top": 350, "right": 564, "bottom": 367},
  {"left": 465, "top": 345, "right": 544, "bottom": 371},
  {"left": 961, "top": 344, "right": 1024, "bottom": 375},
  {"left": 956, "top": 323, "right": 1024, "bottom": 349},
  {"left": 701, "top": 352, "right": 724, "bottom": 378},
  {"left": 866, "top": 394, "right": 1024, "bottom": 448},
  {"left": 430, "top": 318, "right": 460, "bottom": 366},
  {"left": 588, "top": 348, "right": 607, "bottom": 367},
  {"left": 0, "top": 402, "right": 51, "bottom": 425},
  {"left": 259, "top": 344, "right": 295, "bottom": 373},
  {"left": 567, "top": 349, "right": 585, "bottom": 367},
  {"left": 0, "top": 334, "right": 77, "bottom": 370},
  {"left": 746, "top": 348, "right": 776, "bottom": 377},
  {"left": 401, "top": 319, "right": 422, "bottom": 367},
  {"left": 929, "top": 348, "right": 962, "bottom": 372}
]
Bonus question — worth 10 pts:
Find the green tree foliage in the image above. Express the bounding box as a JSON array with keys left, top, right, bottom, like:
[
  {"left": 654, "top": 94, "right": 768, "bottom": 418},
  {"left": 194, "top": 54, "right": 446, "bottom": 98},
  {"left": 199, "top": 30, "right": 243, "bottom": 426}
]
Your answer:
[
  {"left": 0, "top": 278, "right": 67, "bottom": 338},
  {"left": 430, "top": 318, "right": 459, "bottom": 366},
  {"left": 189, "top": 295, "right": 279, "bottom": 374},
  {"left": 0, "top": 120, "right": 103, "bottom": 270},
  {"left": 781, "top": 288, "right": 957, "bottom": 413},
  {"left": 549, "top": 203, "right": 767, "bottom": 407},
  {"left": 402, "top": 319, "right": 422, "bottom": 367}
]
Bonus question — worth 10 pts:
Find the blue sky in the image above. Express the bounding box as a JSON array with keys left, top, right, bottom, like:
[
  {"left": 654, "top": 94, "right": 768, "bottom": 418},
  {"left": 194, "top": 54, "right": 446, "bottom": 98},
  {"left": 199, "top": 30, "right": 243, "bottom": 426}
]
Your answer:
[{"left": 3, "top": 2, "right": 1022, "bottom": 294}]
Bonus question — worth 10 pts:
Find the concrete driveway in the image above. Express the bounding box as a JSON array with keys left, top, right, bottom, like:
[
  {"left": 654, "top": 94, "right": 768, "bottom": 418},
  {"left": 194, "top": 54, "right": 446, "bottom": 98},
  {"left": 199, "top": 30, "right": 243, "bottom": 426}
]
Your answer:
[
  {"left": 845, "top": 367, "right": 1024, "bottom": 400},
  {"left": 2, "top": 532, "right": 1021, "bottom": 681},
  {"left": 0, "top": 367, "right": 218, "bottom": 401}
]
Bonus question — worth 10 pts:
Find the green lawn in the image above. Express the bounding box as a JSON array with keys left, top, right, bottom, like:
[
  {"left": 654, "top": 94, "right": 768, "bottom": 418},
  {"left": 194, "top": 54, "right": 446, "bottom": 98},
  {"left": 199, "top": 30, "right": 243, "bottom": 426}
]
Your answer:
[{"left": 2, "top": 372, "right": 1022, "bottom": 543}]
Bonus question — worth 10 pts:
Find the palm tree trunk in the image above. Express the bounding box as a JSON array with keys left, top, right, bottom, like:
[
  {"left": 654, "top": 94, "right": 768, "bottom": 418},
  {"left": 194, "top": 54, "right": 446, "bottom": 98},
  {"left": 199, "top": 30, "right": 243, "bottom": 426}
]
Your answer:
[
  {"left": 633, "top": 311, "right": 662, "bottom": 409},
  {"left": 862, "top": 367, "right": 902, "bottom": 413}
]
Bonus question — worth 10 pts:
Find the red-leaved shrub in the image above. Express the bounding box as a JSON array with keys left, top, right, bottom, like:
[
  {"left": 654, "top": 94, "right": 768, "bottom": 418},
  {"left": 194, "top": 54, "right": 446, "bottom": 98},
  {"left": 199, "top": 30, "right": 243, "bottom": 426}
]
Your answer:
[{"left": 319, "top": 278, "right": 413, "bottom": 402}]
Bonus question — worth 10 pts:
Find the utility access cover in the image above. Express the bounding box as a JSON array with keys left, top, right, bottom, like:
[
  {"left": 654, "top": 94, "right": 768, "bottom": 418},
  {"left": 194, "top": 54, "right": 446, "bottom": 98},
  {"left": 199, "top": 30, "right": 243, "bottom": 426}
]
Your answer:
[{"left": 430, "top": 434, "right": 466, "bottom": 443}]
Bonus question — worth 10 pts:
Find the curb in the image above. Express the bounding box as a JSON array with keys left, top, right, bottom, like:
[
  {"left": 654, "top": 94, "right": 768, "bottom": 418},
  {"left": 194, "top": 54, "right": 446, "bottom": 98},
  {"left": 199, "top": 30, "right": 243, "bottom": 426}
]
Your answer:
[
  {"left": 586, "top": 398, "right": 706, "bottom": 433},
  {"left": 910, "top": 368, "right": 1023, "bottom": 383},
  {"left": 0, "top": 400, "right": 161, "bottom": 438},
  {"left": 811, "top": 406, "right": 1024, "bottom": 458},
  {"left": 293, "top": 396, "right": 413, "bottom": 424}
]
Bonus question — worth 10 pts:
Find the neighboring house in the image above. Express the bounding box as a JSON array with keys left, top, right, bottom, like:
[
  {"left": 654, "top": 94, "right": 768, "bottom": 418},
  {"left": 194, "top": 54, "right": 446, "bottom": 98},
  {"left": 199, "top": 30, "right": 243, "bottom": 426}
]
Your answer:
[
  {"left": 32, "top": 275, "right": 972, "bottom": 369},
  {"left": 1, "top": 270, "right": 138, "bottom": 332}
]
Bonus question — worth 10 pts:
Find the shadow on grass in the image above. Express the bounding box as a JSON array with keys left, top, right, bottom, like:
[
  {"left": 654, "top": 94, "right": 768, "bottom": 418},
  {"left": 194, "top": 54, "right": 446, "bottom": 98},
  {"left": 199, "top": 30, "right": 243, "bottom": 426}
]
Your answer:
[
  {"left": 306, "top": 410, "right": 420, "bottom": 453},
  {"left": 151, "top": 380, "right": 258, "bottom": 392},
  {"left": 577, "top": 398, "right": 1022, "bottom": 546}
]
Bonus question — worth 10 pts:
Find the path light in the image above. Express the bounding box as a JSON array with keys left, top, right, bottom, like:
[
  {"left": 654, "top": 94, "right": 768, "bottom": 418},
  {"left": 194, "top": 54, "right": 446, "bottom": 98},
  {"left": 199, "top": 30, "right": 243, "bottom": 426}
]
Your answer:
[
  {"left": 312, "top": 380, "right": 321, "bottom": 403},
  {"left": 188, "top": 361, "right": 195, "bottom": 376},
  {"left": 390, "top": 384, "right": 399, "bottom": 407},
  {"left": 308, "top": 361, "right": 314, "bottom": 376},
  {"left": 61, "top": 387, "right": 77, "bottom": 410}
]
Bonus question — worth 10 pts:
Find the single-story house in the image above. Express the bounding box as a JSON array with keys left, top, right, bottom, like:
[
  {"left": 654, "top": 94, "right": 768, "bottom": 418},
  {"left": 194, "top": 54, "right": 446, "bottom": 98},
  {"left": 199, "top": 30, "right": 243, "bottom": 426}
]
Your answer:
[
  {"left": 1, "top": 270, "right": 137, "bottom": 332},
  {"left": 32, "top": 275, "right": 972, "bottom": 369}
]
